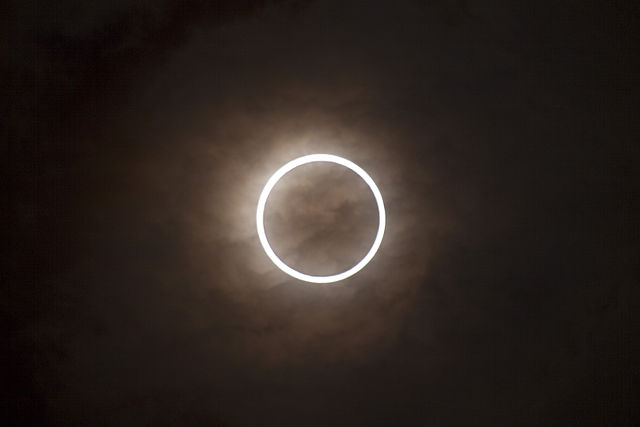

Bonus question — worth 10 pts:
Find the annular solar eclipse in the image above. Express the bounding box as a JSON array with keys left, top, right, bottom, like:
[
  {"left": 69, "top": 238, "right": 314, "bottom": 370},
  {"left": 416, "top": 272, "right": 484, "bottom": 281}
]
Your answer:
[{"left": 256, "top": 154, "right": 386, "bottom": 283}]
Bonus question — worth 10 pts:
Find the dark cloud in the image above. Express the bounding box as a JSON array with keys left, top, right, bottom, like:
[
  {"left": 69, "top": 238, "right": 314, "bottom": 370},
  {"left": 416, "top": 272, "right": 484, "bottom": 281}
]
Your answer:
[{"left": 4, "top": 0, "right": 639, "bottom": 425}]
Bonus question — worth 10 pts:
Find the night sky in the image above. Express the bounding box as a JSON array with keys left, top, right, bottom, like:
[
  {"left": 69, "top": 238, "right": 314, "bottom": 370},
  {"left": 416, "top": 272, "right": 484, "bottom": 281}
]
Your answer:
[{"left": 4, "top": 0, "right": 640, "bottom": 425}]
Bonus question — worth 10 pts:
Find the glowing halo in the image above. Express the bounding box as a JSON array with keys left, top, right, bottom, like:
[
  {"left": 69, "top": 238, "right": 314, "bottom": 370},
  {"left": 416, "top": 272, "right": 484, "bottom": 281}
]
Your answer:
[{"left": 256, "top": 154, "right": 386, "bottom": 283}]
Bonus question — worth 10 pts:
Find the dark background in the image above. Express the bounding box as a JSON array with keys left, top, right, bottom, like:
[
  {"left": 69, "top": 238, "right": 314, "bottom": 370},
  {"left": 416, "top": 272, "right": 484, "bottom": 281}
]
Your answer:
[{"left": 3, "top": 0, "right": 639, "bottom": 425}]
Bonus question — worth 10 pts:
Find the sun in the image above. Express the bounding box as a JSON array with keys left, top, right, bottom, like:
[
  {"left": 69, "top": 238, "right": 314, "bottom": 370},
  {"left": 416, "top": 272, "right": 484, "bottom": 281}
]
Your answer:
[{"left": 256, "top": 154, "right": 386, "bottom": 283}]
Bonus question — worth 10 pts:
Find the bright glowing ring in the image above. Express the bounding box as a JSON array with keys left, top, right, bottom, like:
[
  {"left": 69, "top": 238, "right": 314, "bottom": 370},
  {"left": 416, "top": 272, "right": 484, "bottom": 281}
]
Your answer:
[{"left": 257, "top": 154, "right": 386, "bottom": 283}]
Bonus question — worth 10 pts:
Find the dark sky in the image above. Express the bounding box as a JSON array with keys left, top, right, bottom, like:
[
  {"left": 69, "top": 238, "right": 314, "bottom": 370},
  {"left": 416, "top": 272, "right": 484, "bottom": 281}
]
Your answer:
[{"left": 4, "top": 0, "right": 639, "bottom": 425}]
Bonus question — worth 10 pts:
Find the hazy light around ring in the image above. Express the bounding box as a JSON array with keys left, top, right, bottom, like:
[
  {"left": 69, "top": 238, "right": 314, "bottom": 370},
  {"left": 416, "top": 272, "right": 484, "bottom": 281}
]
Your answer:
[{"left": 256, "top": 154, "right": 386, "bottom": 283}]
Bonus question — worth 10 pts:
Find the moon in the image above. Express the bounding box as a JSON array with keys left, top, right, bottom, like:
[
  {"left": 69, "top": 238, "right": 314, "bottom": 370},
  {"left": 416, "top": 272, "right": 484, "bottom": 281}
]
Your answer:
[{"left": 256, "top": 154, "right": 386, "bottom": 283}]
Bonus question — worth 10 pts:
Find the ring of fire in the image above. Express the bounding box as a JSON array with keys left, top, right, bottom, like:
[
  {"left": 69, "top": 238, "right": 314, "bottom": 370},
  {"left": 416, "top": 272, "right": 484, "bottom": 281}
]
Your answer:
[{"left": 256, "top": 154, "right": 386, "bottom": 283}]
